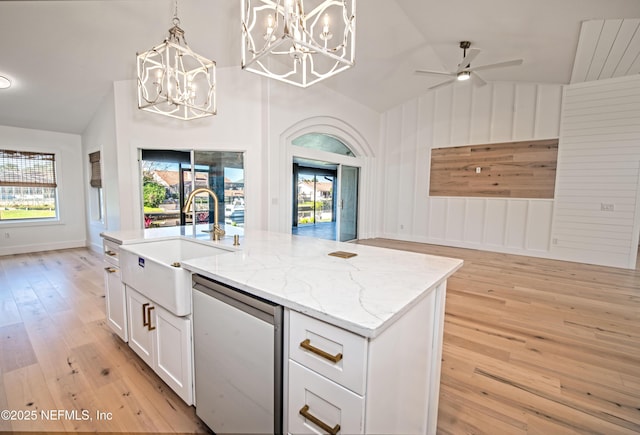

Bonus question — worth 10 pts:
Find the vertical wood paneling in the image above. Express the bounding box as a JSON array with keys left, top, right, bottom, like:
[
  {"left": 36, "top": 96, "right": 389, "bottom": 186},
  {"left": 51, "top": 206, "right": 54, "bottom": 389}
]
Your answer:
[
  {"left": 463, "top": 199, "right": 485, "bottom": 244},
  {"left": 451, "top": 84, "right": 473, "bottom": 145},
  {"left": 484, "top": 199, "right": 507, "bottom": 245},
  {"left": 413, "top": 93, "right": 435, "bottom": 239},
  {"left": 551, "top": 75, "right": 640, "bottom": 269},
  {"left": 445, "top": 199, "right": 466, "bottom": 241},
  {"left": 380, "top": 81, "right": 562, "bottom": 258},
  {"left": 535, "top": 85, "right": 563, "bottom": 138},
  {"left": 513, "top": 84, "right": 537, "bottom": 139},
  {"left": 382, "top": 106, "right": 402, "bottom": 234},
  {"left": 399, "top": 100, "right": 418, "bottom": 235},
  {"left": 470, "top": 83, "right": 493, "bottom": 144},
  {"left": 428, "top": 198, "right": 447, "bottom": 239},
  {"left": 433, "top": 87, "right": 453, "bottom": 146},
  {"left": 505, "top": 200, "right": 528, "bottom": 248},
  {"left": 491, "top": 83, "right": 516, "bottom": 142}
]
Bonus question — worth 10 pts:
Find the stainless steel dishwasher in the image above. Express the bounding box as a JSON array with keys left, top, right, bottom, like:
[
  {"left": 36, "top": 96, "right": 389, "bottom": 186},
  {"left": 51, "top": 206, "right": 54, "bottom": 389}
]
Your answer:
[{"left": 192, "top": 274, "right": 283, "bottom": 434}]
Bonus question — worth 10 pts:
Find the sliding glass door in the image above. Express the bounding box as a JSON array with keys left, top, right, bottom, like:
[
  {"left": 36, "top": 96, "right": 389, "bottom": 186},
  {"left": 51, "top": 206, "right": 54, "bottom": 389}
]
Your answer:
[{"left": 339, "top": 165, "right": 358, "bottom": 242}]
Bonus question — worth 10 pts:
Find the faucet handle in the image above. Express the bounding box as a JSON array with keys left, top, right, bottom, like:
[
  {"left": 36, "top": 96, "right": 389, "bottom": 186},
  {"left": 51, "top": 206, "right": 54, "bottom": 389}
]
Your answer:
[{"left": 212, "top": 224, "right": 225, "bottom": 241}]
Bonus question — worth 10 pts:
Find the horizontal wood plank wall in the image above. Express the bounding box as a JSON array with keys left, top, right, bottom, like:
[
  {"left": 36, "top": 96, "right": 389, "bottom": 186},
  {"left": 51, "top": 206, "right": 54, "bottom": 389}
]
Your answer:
[
  {"left": 550, "top": 75, "right": 640, "bottom": 269},
  {"left": 378, "top": 82, "right": 563, "bottom": 257},
  {"left": 430, "top": 139, "right": 559, "bottom": 198}
]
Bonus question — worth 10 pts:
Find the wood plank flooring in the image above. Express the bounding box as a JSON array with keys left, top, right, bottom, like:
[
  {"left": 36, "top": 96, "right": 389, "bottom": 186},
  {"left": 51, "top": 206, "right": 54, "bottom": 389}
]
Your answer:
[
  {"left": 1, "top": 242, "right": 639, "bottom": 434},
  {"left": 0, "top": 248, "right": 210, "bottom": 433},
  {"left": 358, "top": 239, "right": 640, "bottom": 435}
]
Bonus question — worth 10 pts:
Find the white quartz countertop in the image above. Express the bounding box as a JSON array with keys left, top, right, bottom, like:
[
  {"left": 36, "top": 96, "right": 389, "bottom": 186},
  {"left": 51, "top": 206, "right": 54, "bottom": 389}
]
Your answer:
[{"left": 101, "top": 227, "right": 463, "bottom": 338}]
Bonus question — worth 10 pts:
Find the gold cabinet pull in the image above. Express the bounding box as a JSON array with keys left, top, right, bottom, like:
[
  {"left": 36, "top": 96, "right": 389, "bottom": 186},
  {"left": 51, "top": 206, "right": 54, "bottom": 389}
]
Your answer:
[
  {"left": 147, "top": 306, "right": 156, "bottom": 331},
  {"left": 299, "top": 405, "right": 340, "bottom": 435},
  {"left": 142, "top": 303, "right": 156, "bottom": 331},
  {"left": 105, "top": 250, "right": 117, "bottom": 256},
  {"left": 300, "top": 339, "right": 343, "bottom": 363},
  {"left": 104, "top": 267, "right": 117, "bottom": 273},
  {"left": 142, "top": 303, "right": 150, "bottom": 328}
]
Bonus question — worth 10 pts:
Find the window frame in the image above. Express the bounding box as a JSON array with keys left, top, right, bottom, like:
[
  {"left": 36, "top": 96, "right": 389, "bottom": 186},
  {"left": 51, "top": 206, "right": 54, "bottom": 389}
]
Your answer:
[{"left": 0, "top": 149, "right": 60, "bottom": 224}]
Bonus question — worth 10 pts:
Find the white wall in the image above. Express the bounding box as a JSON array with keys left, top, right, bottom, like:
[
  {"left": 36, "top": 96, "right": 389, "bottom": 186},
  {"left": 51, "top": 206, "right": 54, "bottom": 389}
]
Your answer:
[
  {"left": 550, "top": 75, "right": 640, "bottom": 269},
  {"left": 265, "top": 79, "right": 381, "bottom": 237},
  {"left": 82, "top": 85, "right": 117, "bottom": 253},
  {"left": 98, "top": 66, "right": 381, "bottom": 239},
  {"left": 104, "top": 67, "right": 264, "bottom": 233},
  {"left": 0, "top": 125, "right": 86, "bottom": 255},
  {"left": 378, "top": 81, "right": 563, "bottom": 257}
]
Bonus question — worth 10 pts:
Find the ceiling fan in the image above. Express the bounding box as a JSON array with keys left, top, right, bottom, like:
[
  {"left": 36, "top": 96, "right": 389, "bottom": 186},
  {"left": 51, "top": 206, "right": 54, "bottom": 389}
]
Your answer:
[{"left": 415, "top": 41, "right": 523, "bottom": 89}]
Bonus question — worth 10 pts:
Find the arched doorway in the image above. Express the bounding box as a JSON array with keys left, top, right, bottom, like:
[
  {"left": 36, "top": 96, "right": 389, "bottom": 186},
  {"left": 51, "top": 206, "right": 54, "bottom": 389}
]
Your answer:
[{"left": 275, "top": 117, "right": 374, "bottom": 240}]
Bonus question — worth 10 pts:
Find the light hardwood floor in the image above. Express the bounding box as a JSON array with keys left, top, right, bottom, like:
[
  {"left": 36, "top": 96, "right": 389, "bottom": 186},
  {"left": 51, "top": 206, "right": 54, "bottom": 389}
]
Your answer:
[
  {"left": 359, "top": 239, "right": 640, "bottom": 435},
  {"left": 0, "top": 242, "right": 639, "bottom": 434}
]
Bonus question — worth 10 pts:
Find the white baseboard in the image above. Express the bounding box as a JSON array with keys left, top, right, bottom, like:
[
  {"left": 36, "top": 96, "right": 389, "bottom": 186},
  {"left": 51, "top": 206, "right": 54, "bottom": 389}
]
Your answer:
[{"left": 0, "top": 239, "right": 87, "bottom": 256}]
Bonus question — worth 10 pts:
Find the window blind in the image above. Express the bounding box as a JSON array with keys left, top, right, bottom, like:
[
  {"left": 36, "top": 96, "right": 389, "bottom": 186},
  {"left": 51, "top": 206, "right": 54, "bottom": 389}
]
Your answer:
[
  {"left": 0, "top": 149, "right": 57, "bottom": 188},
  {"left": 89, "top": 151, "right": 102, "bottom": 188}
]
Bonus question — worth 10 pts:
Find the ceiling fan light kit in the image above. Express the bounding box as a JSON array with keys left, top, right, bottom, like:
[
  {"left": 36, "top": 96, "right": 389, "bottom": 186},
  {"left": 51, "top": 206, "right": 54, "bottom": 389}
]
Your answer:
[
  {"left": 415, "top": 40, "right": 523, "bottom": 90},
  {"left": 0, "top": 75, "right": 11, "bottom": 89},
  {"left": 241, "top": 0, "right": 356, "bottom": 88},
  {"left": 457, "top": 71, "right": 471, "bottom": 81}
]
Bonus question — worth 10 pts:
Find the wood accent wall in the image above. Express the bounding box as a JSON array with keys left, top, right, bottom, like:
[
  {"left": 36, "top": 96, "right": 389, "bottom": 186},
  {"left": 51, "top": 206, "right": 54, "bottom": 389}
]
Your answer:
[{"left": 429, "top": 139, "right": 558, "bottom": 198}]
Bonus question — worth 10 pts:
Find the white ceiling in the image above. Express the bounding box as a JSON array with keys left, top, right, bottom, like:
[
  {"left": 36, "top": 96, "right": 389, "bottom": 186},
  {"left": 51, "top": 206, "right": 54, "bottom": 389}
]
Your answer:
[{"left": 0, "top": 0, "right": 639, "bottom": 135}]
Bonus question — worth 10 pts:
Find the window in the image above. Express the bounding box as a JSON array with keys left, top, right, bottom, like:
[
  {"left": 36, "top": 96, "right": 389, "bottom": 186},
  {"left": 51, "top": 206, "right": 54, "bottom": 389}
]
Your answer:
[
  {"left": 89, "top": 151, "right": 103, "bottom": 221},
  {"left": 292, "top": 133, "right": 355, "bottom": 156},
  {"left": 0, "top": 149, "right": 58, "bottom": 221},
  {"left": 140, "top": 150, "right": 245, "bottom": 231}
]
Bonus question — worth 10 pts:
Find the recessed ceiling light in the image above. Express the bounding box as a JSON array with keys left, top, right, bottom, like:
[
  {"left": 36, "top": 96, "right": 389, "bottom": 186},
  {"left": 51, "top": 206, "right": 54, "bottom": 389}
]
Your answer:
[{"left": 0, "top": 76, "right": 11, "bottom": 89}]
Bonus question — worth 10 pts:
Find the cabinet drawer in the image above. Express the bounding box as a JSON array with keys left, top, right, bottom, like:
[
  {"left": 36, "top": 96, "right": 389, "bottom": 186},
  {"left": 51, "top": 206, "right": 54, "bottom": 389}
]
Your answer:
[
  {"left": 289, "top": 311, "right": 367, "bottom": 395},
  {"left": 103, "top": 239, "right": 120, "bottom": 266},
  {"left": 288, "top": 360, "right": 364, "bottom": 435}
]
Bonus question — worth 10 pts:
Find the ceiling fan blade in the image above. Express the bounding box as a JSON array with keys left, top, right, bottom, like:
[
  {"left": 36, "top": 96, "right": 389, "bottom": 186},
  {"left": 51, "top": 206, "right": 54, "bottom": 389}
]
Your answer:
[
  {"left": 467, "top": 58, "right": 523, "bottom": 72},
  {"left": 455, "top": 48, "right": 481, "bottom": 73},
  {"left": 471, "top": 72, "right": 487, "bottom": 87},
  {"left": 428, "top": 78, "right": 456, "bottom": 90},
  {"left": 415, "top": 69, "right": 455, "bottom": 77}
]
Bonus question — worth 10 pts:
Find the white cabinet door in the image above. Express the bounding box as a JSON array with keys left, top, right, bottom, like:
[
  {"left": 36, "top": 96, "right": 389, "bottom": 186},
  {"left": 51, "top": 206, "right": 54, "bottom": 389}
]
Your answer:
[
  {"left": 288, "top": 360, "right": 364, "bottom": 435},
  {"left": 155, "top": 304, "right": 193, "bottom": 405},
  {"left": 104, "top": 263, "right": 128, "bottom": 341},
  {"left": 126, "top": 287, "right": 155, "bottom": 367}
]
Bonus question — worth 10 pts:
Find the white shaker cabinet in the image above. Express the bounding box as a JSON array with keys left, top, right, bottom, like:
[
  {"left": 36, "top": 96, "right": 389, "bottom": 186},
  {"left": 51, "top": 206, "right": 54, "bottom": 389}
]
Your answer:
[
  {"left": 103, "top": 239, "right": 127, "bottom": 342},
  {"left": 286, "top": 280, "right": 447, "bottom": 435},
  {"left": 126, "top": 286, "right": 194, "bottom": 405}
]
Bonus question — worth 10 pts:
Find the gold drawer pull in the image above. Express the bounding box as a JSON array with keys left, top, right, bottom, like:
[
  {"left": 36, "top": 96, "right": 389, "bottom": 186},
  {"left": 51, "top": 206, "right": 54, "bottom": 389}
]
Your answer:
[
  {"left": 299, "top": 405, "right": 340, "bottom": 435},
  {"left": 300, "top": 339, "right": 343, "bottom": 363},
  {"left": 104, "top": 267, "right": 117, "bottom": 273},
  {"left": 105, "top": 250, "right": 117, "bottom": 256}
]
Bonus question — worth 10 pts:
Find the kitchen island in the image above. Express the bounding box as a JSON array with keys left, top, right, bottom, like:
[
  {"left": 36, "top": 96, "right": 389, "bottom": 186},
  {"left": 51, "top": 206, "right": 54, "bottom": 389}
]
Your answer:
[{"left": 100, "top": 227, "right": 463, "bottom": 434}]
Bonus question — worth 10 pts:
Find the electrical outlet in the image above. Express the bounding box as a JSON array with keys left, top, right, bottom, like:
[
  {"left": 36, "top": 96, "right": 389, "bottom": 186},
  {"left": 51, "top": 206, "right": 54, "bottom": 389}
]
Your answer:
[
  {"left": 600, "top": 203, "right": 615, "bottom": 212},
  {"left": 475, "top": 167, "right": 481, "bottom": 174},
  {"left": 552, "top": 238, "right": 558, "bottom": 245},
  {"left": 4, "top": 232, "right": 9, "bottom": 239},
  {"left": 400, "top": 224, "right": 404, "bottom": 230}
]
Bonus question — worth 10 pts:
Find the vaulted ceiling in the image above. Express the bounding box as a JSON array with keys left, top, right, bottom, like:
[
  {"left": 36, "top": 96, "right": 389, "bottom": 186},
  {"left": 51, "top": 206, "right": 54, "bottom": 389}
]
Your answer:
[{"left": 0, "top": 0, "right": 638, "bottom": 135}]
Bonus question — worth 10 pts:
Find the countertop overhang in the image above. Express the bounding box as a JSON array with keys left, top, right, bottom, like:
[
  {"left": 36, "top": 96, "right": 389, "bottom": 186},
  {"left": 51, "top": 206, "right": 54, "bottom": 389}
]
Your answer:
[{"left": 101, "top": 227, "right": 463, "bottom": 338}]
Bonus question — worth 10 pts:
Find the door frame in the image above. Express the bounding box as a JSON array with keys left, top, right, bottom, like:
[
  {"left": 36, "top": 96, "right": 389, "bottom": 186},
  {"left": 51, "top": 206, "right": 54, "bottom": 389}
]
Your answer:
[{"left": 275, "top": 117, "right": 373, "bottom": 238}]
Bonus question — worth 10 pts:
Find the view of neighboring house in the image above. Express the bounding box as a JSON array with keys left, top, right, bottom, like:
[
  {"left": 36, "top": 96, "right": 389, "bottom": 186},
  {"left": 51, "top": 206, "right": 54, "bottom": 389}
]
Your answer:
[{"left": 144, "top": 169, "right": 245, "bottom": 228}]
